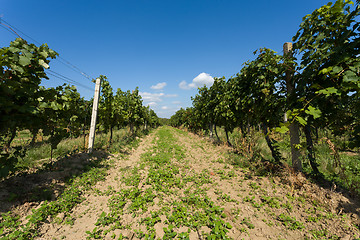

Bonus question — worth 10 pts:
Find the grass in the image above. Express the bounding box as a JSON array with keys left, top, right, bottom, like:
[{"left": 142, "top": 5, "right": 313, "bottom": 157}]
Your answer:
[
  {"left": 10, "top": 127, "right": 142, "bottom": 175},
  {"left": 278, "top": 214, "right": 304, "bottom": 230},
  {"left": 10, "top": 130, "right": 33, "bottom": 146}
]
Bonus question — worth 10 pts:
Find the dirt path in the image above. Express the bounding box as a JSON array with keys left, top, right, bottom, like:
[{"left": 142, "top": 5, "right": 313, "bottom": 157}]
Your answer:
[
  {"left": 38, "top": 130, "right": 157, "bottom": 239},
  {"left": 2, "top": 126, "right": 360, "bottom": 240}
]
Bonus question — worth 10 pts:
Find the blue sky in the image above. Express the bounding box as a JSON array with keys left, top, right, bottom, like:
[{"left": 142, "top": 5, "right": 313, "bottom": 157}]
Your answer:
[{"left": 1, "top": 0, "right": 331, "bottom": 118}]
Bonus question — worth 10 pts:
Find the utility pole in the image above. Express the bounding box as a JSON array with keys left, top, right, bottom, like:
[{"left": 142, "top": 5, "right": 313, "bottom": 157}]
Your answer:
[
  {"left": 284, "top": 42, "right": 302, "bottom": 172},
  {"left": 88, "top": 78, "right": 101, "bottom": 153}
]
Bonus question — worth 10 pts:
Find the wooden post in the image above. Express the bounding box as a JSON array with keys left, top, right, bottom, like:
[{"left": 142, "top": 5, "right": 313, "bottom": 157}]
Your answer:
[
  {"left": 284, "top": 42, "right": 302, "bottom": 171},
  {"left": 88, "top": 78, "right": 101, "bottom": 153}
]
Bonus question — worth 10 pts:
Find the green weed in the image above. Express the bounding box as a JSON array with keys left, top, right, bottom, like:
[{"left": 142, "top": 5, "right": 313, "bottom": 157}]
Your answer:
[{"left": 278, "top": 214, "right": 304, "bottom": 230}]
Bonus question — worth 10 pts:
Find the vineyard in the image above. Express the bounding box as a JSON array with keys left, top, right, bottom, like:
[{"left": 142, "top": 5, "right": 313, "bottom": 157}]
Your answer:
[
  {"left": 170, "top": 0, "right": 360, "bottom": 195},
  {"left": 0, "top": 37, "right": 160, "bottom": 179},
  {"left": 0, "top": 0, "right": 360, "bottom": 239}
]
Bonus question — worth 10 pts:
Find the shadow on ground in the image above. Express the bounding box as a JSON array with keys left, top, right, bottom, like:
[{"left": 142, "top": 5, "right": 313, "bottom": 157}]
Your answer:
[{"left": 0, "top": 150, "right": 110, "bottom": 214}]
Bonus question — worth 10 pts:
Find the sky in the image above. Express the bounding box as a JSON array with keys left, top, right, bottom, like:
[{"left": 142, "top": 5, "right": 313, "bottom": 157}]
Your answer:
[{"left": 0, "top": 0, "right": 332, "bottom": 118}]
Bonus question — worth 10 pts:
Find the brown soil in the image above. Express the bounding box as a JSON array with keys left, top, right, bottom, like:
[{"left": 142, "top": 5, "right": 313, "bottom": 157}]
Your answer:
[
  {"left": 174, "top": 131, "right": 360, "bottom": 239},
  {"left": 37, "top": 131, "right": 156, "bottom": 239}
]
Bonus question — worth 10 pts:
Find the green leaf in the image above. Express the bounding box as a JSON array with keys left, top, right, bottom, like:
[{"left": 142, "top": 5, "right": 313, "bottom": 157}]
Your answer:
[
  {"left": 295, "top": 116, "right": 307, "bottom": 126},
  {"left": 19, "top": 55, "right": 31, "bottom": 66},
  {"left": 11, "top": 64, "right": 24, "bottom": 73},
  {"left": 8, "top": 46, "right": 19, "bottom": 53},
  {"left": 23, "top": 50, "right": 34, "bottom": 59},
  {"left": 275, "top": 126, "right": 289, "bottom": 134},
  {"left": 353, "top": 61, "right": 360, "bottom": 68},
  {"left": 39, "top": 59, "right": 50, "bottom": 69},
  {"left": 51, "top": 101, "right": 59, "bottom": 110},
  {"left": 343, "top": 70, "right": 358, "bottom": 82},
  {"left": 39, "top": 51, "right": 49, "bottom": 58},
  {"left": 331, "top": 66, "right": 343, "bottom": 74},
  {"left": 317, "top": 87, "right": 341, "bottom": 96},
  {"left": 39, "top": 102, "right": 48, "bottom": 108},
  {"left": 305, "top": 106, "right": 322, "bottom": 119},
  {"left": 319, "top": 67, "right": 332, "bottom": 75},
  {"left": 225, "top": 222, "right": 233, "bottom": 229}
]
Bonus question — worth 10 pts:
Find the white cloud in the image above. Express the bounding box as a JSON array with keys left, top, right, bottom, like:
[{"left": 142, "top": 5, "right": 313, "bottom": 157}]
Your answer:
[
  {"left": 140, "top": 92, "right": 165, "bottom": 102},
  {"left": 151, "top": 82, "right": 167, "bottom": 90},
  {"left": 156, "top": 106, "right": 183, "bottom": 118},
  {"left": 140, "top": 92, "right": 178, "bottom": 109},
  {"left": 193, "top": 73, "right": 214, "bottom": 86},
  {"left": 147, "top": 102, "right": 157, "bottom": 106},
  {"left": 179, "top": 72, "right": 214, "bottom": 90},
  {"left": 172, "top": 101, "right": 182, "bottom": 104},
  {"left": 164, "top": 94, "right": 178, "bottom": 98},
  {"left": 179, "top": 81, "right": 191, "bottom": 90}
]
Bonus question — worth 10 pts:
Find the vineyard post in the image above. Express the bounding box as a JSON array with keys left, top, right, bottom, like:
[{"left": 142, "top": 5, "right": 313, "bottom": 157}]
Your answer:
[
  {"left": 284, "top": 42, "right": 302, "bottom": 171},
  {"left": 88, "top": 78, "right": 101, "bottom": 153}
]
